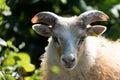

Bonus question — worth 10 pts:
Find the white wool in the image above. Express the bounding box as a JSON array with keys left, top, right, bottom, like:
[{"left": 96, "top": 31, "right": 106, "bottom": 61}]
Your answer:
[{"left": 41, "top": 36, "right": 120, "bottom": 80}]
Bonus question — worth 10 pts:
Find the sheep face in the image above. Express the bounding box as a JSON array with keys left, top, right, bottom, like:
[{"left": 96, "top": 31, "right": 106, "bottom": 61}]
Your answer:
[
  {"left": 31, "top": 10, "right": 109, "bottom": 70},
  {"left": 52, "top": 20, "right": 87, "bottom": 70}
]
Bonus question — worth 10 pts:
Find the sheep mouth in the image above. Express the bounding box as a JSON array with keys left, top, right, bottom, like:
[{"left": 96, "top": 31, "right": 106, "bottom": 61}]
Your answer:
[
  {"left": 65, "top": 66, "right": 74, "bottom": 70},
  {"left": 63, "top": 62, "right": 76, "bottom": 70}
]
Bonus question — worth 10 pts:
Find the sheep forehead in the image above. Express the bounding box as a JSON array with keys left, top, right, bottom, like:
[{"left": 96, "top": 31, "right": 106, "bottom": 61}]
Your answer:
[{"left": 53, "top": 21, "right": 86, "bottom": 41}]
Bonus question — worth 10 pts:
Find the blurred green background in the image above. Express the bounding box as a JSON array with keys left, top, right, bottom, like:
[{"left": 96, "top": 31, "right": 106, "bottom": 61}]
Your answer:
[{"left": 0, "top": 0, "right": 120, "bottom": 79}]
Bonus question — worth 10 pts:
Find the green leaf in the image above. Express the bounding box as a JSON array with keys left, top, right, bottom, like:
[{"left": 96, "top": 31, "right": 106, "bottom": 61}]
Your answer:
[
  {"left": 72, "top": 6, "right": 80, "bottom": 14},
  {"left": 0, "top": 0, "right": 10, "bottom": 11},
  {"left": 3, "top": 55, "right": 16, "bottom": 66},
  {"left": 0, "top": 16, "right": 3, "bottom": 26},
  {"left": 3, "top": 52, "right": 35, "bottom": 72},
  {"left": 51, "top": 66, "right": 60, "bottom": 74},
  {"left": 31, "top": 68, "right": 42, "bottom": 80},
  {"left": 7, "top": 40, "right": 13, "bottom": 47},
  {"left": 53, "top": 5, "right": 61, "bottom": 13},
  {"left": 17, "top": 61, "right": 35, "bottom": 72},
  {"left": 5, "top": 74, "right": 15, "bottom": 80},
  {"left": 17, "top": 52, "right": 31, "bottom": 63},
  {"left": 24, "top": 76, "right": 31, "bottom": 80},
  {"left": 16, "top": 53, "right": 35, "bottom": 72}
]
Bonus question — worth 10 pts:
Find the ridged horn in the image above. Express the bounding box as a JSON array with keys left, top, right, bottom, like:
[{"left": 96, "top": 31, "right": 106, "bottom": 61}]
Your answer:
[
  {"left": 31, "top": 11, "right": 59, "bottom": 26},
  {"left": 78, "top": 10, "right": 109, "bottom": 25}
]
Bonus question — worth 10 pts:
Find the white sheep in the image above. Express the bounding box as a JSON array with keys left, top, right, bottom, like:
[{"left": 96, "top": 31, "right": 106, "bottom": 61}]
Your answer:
[{"left": 31, "top": 10, "right": 120, "bottom": 80}]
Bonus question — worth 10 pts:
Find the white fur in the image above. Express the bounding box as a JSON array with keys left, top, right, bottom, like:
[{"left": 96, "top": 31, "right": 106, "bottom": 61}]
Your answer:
[{"left": 41, "top": 36, "right": 120, "bottom": 80}]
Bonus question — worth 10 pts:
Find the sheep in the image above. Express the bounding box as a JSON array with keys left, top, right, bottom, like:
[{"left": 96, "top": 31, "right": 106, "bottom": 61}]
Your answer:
[{"left": 31, "top": 10, "right": 120, "bottom": 80}]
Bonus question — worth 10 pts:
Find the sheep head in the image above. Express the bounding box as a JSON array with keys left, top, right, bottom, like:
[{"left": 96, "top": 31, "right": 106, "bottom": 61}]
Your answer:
[{"left": 31, "top": 10, "right": 109, "bottom": 70}]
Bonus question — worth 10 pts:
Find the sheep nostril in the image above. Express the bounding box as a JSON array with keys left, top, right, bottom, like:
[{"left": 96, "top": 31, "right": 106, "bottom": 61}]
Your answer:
[
  {"left": 62, "top": 57, "right": 75, "bottom": 64},
  {"left": 71, "top": 58, "right": 75, "bottom": 62}
]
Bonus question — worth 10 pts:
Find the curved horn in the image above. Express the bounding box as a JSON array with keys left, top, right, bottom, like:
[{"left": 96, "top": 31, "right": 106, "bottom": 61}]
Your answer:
[
  {"left": 31, "top": 11, "right": 59, "bottom": 26},
  {"left": 78, "top": 10, "right": 109, "bottom": 25}
]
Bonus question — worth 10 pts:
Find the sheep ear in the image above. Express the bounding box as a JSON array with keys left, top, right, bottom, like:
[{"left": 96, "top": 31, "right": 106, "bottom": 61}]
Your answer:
[
  {"left": 32, "top": 24, "right": 52, "bottom": 37},
  {"left": 87, "top": 25, "right": 107, "bottom": 36}
]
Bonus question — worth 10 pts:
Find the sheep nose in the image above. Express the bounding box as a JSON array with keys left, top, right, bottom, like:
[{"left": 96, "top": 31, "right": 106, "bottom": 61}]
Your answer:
[{"left": 62, "top": 56, "right": 75, "bottom": 64}]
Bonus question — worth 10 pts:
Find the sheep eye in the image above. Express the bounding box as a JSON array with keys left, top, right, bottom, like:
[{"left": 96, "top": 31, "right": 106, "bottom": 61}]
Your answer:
[
  {"left": 78, "top": 36, "right": 85, "bottom": 45},
  {"left": 81, "top": 36, "right": 85, "bottom": 41},
  {"left": 53, "top": 36, "right": 59, "bottom": 44}
]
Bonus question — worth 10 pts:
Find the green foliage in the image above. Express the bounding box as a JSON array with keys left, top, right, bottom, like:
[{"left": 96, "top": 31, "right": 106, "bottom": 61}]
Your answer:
[
  {"left": 0, "top": 0, "right": 10, "bottom": 11},
  {"left": 51, "top": 66, "right": 60, "bottom": 74},
  {"left": 0, "top": 0, "right": 11, "bottom": 25},
  {"left": 0, "top": 16, "right": 3, "bottom": 26},
  {"left": 3, "top": 52, "right": 35, "bottom": 72},
  {"left": 0, "top": 39, "right": 38, "bottom": 79}
]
